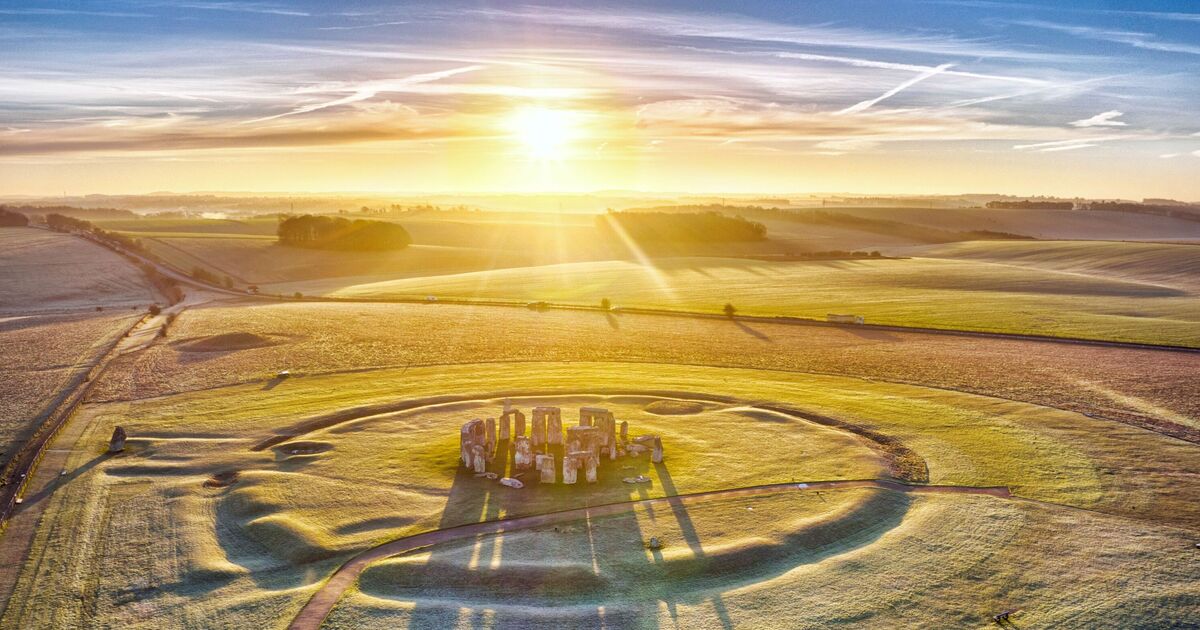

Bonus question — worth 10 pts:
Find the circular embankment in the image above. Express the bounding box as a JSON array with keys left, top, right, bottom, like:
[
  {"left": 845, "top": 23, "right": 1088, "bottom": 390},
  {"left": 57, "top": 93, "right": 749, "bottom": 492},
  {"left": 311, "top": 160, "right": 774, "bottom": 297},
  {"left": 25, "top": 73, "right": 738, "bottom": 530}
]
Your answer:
[
  {"left": 256, "top": 391, "right": 971, "bottom": 629},
  {"left": 288, "top": 479, "right": 1010, "bottom": 630}
]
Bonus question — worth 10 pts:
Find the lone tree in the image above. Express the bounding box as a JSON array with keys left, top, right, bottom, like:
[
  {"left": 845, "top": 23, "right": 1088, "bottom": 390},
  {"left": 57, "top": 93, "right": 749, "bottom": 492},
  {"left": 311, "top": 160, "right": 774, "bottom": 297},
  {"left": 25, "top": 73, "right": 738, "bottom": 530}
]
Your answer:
[
  {"left": 600, "top": 297, "right": 612, "bottom": 310},
  {"left": 723, "top": 302, "right": 737, "bottom": 318}
]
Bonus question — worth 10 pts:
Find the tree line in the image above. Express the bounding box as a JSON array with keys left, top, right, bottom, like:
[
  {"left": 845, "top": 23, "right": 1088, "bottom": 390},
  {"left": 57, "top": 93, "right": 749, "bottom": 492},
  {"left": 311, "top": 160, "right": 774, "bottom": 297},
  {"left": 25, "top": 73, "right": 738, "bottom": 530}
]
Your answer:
[
  {"left": 276, "top": 214, "right": 413, "bottom": 251},
  {"left": 597, "top": 210, "right": 767, "bottom": 243}
]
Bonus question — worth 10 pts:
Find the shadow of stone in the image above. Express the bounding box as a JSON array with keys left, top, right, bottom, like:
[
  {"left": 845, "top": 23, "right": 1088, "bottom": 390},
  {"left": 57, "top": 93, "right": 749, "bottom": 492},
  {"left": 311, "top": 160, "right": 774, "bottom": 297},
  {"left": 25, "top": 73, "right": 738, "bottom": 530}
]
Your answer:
[
  {"left": 261, "top": 375, "right": 287, "bottom": 391},
  {"left": 16, "top": 451, "right": 110, "bottom": 511}
]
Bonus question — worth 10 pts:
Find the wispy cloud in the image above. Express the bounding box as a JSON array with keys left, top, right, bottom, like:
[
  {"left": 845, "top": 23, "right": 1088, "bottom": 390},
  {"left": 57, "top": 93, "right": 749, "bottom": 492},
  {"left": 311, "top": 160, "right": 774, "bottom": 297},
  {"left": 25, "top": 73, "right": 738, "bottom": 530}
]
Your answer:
[
  {"left": 836, "top": 63, "right": 954, "bottom": 114},
  {"left": 169, "top": 2, "right": 311, "bottom": 17},
  {"left": 317, "top": 21, "right": 409, "bottom": 31},
  {"left": 243, "top": 65, "right": 484, "bottom": 124},
  {"left": 1069, "top": 110, "right": 1126, "bottom": 128},
  {"left": 1015, "top": 20, "right": 1200, "bottom": 56},
  {"left": 1013, "top": 136, "right": 1123, "bottom": 152}
]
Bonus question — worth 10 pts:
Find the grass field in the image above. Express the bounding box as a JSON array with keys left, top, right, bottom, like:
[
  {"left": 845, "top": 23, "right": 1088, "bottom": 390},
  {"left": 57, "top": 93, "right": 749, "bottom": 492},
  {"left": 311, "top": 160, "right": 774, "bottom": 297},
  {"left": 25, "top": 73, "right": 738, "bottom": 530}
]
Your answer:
[
  {"left": 0, "top": 228, "right": 155, "bottom": 314},
  {"left": 328, "top": 489, "right": 1200, "bottom": 629},
  {"left": 0, "top": 311, "right": 141, "bottom": 470},
  {"left": 90, "top": 301, "right": 1200, "bottom": 437},
  {"left": 328, "top": 255, "right": 1200, "bottom": 346},
  {"left": 914, "top": 240, "right": 1200, "bottom": 290},
  {"left": 6, "top": 360, "right": 1197, "bottom": 628}
]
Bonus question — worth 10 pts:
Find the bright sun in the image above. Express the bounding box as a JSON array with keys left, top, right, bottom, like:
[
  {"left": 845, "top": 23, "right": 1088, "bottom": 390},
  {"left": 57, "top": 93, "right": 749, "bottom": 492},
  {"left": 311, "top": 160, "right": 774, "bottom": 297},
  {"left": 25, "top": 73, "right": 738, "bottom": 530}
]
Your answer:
[{"left": 505, "top": 106, "right": 581, "bottom": 160}]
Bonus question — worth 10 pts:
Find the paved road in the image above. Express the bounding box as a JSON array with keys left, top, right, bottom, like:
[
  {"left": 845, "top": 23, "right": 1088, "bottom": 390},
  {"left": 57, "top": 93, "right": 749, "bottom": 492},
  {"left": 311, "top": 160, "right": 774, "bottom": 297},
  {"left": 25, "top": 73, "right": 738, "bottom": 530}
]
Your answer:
[{"left": 286, "top": 479, "right": 1010, "bottom": 630}]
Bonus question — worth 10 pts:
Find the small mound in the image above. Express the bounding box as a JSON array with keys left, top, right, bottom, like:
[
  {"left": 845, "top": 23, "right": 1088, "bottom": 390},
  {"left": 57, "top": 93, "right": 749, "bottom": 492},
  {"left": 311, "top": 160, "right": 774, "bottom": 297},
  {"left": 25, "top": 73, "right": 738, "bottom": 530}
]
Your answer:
[
  {"left": 272, "top": 440, "right": 333, "bottom": 456},
  {"left": 203, "top": 470, "right": 240, "bottom": 488},
  {"left": 177, "top": 332, "right": 279, "bottom": 353},
  {"left": 644, "top": 400, "right": 706, "bottom": 415}
]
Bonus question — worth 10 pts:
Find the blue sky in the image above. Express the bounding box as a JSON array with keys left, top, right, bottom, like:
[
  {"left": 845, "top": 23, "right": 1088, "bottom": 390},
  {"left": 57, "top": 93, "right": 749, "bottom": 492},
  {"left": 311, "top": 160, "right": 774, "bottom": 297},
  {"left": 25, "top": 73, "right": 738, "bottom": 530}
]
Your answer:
[{"left": 1, "top": 0, "right": 1198, "bottom": 197}]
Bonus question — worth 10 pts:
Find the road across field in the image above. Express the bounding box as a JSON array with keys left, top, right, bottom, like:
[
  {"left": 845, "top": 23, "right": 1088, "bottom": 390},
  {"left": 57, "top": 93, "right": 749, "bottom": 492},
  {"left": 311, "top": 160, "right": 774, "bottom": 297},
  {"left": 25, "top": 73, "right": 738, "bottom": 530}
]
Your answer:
[{"left": 286, "top": 478, "right": 1011, "bottom": 630}]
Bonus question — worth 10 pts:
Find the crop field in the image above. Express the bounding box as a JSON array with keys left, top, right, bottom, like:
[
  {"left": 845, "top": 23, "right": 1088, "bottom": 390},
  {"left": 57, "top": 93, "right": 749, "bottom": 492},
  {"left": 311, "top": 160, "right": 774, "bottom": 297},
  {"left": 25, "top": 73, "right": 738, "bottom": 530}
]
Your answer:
[
  {"left": 0, "top": 311, "right": 141, "bottom": 469},
  {"left": 90, "top": 301, "right": 1200, "bottom": 438},
  {"left": 6, "top": 212, "right": 1200, "bottom": 630},
  {"left": 328, "top": 255, "right": 1200, "bottom": 346},
  {"left": 6, "top": 359, "right": 1197, "bottom": 628},
  {"left": 0, "top": 228, "right": 156, "bottom": 314},
  {"left": 914, "top": 240, "right": 1200, "bottom": 291}
]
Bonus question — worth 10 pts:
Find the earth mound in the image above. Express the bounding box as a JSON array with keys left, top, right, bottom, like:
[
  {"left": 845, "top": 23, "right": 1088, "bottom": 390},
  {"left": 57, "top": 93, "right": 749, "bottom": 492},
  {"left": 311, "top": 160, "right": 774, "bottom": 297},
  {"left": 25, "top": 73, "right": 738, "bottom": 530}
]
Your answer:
[
  {"left": 204, "top": 470, "right": 240, "bottom": 488},
  {"left": 177, "top": 332, "right": 279, "bottom": 352},
  {"left": 644, "top": 400, "right": 706, "bottom": 415}
]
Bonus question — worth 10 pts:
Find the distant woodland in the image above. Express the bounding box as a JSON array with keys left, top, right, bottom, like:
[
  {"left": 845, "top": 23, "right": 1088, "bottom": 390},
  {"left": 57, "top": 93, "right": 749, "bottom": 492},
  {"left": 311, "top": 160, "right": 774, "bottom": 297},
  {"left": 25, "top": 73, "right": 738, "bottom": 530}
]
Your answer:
[
  {"left": 0, "top": 208, "right": 28, "bottom": 227},
  {"left": 276, "top": 214, "right": 413, "bottom": 251},
  {"left": 597, "top": 210, "right": 767, "bottom": 242}
]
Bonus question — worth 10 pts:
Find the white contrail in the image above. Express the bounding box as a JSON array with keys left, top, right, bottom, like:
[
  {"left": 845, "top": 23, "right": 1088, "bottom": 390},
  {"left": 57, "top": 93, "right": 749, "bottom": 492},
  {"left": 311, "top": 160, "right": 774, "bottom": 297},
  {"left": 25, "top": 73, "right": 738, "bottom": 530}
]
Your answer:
[
  {"left": 836, "top": 63, "right": 954, "bottom": 115},
  {"left": 243, "top": 65, "right": 483, "bottom": 124}
]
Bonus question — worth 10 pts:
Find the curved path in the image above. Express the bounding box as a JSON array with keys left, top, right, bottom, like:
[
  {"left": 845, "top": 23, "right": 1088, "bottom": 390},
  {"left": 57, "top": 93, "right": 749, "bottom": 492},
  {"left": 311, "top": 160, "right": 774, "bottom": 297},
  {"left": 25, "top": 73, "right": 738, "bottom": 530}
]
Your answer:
[{"left": 287, "top": 478, "right": 1010, "bottom": 630}]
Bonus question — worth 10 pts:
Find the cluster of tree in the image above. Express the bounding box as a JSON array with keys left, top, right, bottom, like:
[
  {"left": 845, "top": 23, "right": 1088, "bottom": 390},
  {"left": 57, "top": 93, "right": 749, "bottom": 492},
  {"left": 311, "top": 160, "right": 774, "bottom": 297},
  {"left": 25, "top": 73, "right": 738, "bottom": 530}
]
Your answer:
[
  {"left": 0, "top": 207, "right": 28, "bottom": 227},
  {"left": 5, "top": 205, "right": 136, "bottom": 220},
  {"left": 733, "top": 207, "right": 1033, "bottom": 243},
  {"left": 46, "top": 213, "right": 93, "bottom": 232},
  {"left": 597, "top": 210, "right": 767, "bottom": 242},
  {"left": 985, "top": 200, "right": 1075, "bottom": 210},
  {"left": 276, "top": 214, "right": 413, "bottom": 251},
  {"left": 1082, "top": 202, "right": 1200, "bottom": 222}
]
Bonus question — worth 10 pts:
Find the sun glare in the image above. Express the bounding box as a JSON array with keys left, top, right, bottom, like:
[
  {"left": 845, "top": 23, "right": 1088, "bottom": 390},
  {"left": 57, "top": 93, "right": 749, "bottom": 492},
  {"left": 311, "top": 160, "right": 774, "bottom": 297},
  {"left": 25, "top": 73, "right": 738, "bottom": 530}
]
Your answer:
[{"left": 505, "top": 106, "right": 581, "bottom": 160}]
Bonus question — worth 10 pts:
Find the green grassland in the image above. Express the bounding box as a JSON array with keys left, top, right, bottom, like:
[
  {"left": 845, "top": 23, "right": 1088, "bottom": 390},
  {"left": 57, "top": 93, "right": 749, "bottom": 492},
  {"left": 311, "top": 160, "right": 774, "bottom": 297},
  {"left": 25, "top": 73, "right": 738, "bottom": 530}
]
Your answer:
[
  {"left": 6, "top": 361, "right": 1197, "bottom": 628},
  {"left": 914, "top": 240, "right": 1200, "bottom": 290},
  {"left": 330, "top": 255, "right": 1200, "bottom": 346},
  {"left": 329, "top": 490, "right": 1199, "bottom": 629}
]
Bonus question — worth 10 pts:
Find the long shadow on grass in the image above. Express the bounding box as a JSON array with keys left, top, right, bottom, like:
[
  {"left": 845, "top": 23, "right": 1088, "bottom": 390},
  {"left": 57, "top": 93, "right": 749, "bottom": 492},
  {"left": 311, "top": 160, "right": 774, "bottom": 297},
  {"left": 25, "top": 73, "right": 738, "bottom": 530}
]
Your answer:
[{"left": 397, "top": 436, "right": 658, "bottom": 629}]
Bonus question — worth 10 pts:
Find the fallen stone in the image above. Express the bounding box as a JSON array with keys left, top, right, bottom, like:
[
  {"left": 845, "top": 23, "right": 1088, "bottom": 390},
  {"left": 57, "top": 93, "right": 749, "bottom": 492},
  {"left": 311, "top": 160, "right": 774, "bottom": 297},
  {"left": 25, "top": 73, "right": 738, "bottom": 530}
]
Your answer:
[
  {"left": 622, "top": 475, "right": 651, "bottom": 484},
  {"left": 648, "top": 536, "right": 662, "bottom": 550},
  {"left": 499, "top": 477, "right": 524, "bottom": 489}
]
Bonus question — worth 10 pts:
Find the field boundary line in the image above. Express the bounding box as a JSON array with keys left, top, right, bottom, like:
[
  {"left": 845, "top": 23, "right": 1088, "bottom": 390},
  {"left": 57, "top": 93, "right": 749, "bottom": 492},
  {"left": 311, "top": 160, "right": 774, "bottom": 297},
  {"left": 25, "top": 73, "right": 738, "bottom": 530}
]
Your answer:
[{"left": 62, "top": 227, "right": 1200, "bottom": 353}]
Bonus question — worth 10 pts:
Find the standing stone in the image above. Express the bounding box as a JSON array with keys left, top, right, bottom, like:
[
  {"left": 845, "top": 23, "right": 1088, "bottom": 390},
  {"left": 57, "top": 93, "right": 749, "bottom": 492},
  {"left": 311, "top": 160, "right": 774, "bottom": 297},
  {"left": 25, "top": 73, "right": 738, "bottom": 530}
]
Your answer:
[
  {"left": 619, "top": 420, "right": 628, "bottom": 443},
  {"left": 498, "top": 413, "right": 511, "bottom": 440},
  {"left": 562, "top": 453, "right": 579, "bottom": 484},
  {"left": 513, "top": 436, "right": 534, "bottom": 469},
  {"left": 460, "top": 419, "right": 485, "bottom": 467},
  {"left": 108, "top": 426, "right": 127, "bottom": 453},
  {"left": 536, "top": 454, "right": 556, "bottom": 483},
  {"left": 547, "top": 409, "right": 563, "bottom": 446},
  {"left": 485, "top": 417, "right": 497, "bottom": 453},
  {"left": 584, "top": 452, "right": 599, "bottom": 483},
  {"left": 514, "top": 410, "right": 526, "bottom": 438},
  {"left": 651, "top": 436, "right": 664, "bottom": 464},
  {"left": 531, "top": 408, "right": 547, "bottom": 448},
  {"left": 471, "top": 444, "right": 487, "bottom": 474}
]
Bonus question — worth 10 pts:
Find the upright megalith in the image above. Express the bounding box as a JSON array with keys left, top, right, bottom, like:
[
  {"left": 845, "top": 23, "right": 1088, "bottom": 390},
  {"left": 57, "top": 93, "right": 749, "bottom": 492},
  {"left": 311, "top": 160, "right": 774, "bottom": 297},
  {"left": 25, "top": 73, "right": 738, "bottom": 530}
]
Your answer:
[
  {"left": 547, "top": 409, "right": 564, "bottom": 445},
  {"left": 536, "top": 453, "right": 556, "bottom": 483},
  {"left": 498, "top": 413, "right": 511, "bottom": 441},
  {"left": 619, "top": 420, "right": 628, "bottom": 443},
  {"left": 583, "top": 451, "right": 599, "bottom": 483},
  {"left": 460, "top": 419, "right": 486, "bottom": 468},
  {"left": 108, "top": 426, "right": 127, "bottom": 453},
  {"left": 566, "top": 425, "right": 602, "bottom": 459},
  {"left": 485, "top": 417, "right": 497, "bottom": 453},
  {"left": 514, "top": 410, "right": 527, "bottom": 438},
  {"left": 513, "top": 436, "right": 534, "bottom": 469},
  {"left": 471, "top": 444, "right": 487, "bottom": 474},
  {"left": 562, "top": 453, "right": 580, "bottom": 485},
  {"left": 530, "top": 407, "right": 548, "bottom": 447},
  {"left": 651, "top": 436, "right": 664, "bottom": 464}
]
